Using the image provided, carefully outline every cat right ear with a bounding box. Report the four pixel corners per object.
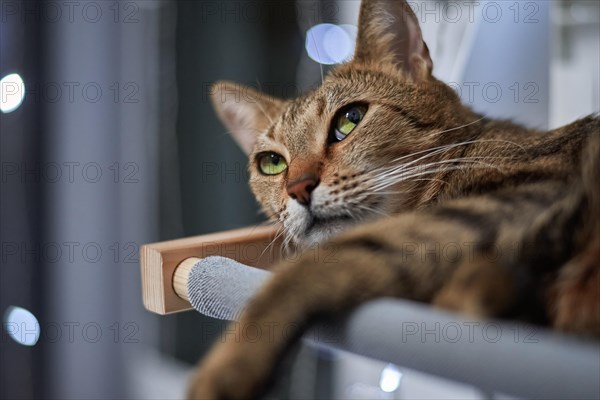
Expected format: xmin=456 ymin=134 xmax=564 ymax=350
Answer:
xmin=353 ymin=0 xmax=433 ymax=80
xmin=210 ymin=81 xmax=284 ymax=155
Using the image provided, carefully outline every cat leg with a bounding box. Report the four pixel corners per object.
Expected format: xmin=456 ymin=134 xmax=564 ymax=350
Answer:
xmin=552 ymin=133 xmax=600 ymax=335
xmin=186 ymin=244 xmax=403 ymax=399
xmin=552 ymin=240 xmax=600 ymax=336
xmin=187 ymin=210 xmax=504 ymax=400
xmin=433 ymin=253 xmax=519 ymax=318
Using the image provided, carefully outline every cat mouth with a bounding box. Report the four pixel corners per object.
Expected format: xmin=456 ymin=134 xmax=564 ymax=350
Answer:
xmin=298 ymin=204 xmax=384 ymax=245
xmin=306 ymin=214 xmax=355 ymax=232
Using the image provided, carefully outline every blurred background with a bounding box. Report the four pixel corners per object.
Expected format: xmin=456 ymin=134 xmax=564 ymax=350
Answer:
xmin=1 ymin=0 xmax=598 ymax=398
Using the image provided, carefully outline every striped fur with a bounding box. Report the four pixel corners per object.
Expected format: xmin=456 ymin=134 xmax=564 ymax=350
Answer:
xmin=190 ymin=0 xmax=599 ymax=398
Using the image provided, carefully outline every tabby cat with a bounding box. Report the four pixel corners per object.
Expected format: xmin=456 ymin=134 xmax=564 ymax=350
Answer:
xmin=189 ymin=0 xmax=599 ymax=398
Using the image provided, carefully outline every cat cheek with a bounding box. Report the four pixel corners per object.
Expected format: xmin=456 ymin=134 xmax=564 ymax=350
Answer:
xmin=286 ymin=200 xmax=311 ymax=225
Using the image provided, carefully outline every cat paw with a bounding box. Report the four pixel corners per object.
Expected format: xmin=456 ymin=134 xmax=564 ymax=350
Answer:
xmin=186 ymin=341 xmax=268 ymax=400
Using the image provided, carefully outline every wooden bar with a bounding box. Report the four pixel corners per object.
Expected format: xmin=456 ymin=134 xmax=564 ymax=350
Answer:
xmin=140 ymin=224 xmax=282 ymax=315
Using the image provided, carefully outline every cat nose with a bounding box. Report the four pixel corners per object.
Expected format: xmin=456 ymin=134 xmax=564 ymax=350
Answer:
xmin=287 ymin=175 xmax=319 ymax=206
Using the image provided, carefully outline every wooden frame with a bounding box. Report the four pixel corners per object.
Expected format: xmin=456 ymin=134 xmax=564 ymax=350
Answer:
xmin=140 ymin=224 xmax=281 ymax=314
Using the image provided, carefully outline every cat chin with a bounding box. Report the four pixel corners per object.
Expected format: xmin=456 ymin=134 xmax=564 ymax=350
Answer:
xmin=296 ymin=219 xmax=355 ymax=248
xmin=284 ymin=200 xmax=370 ymax=248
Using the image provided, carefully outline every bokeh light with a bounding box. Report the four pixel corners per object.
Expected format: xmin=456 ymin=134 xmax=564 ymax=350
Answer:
xmin=0 ymin=73 xmax=26 ymax=114
xmin=379 ymin=363 xmax=403 ymax=393
xmin=3 ymin=306 xmax=40 ymax=346
xmin=305 ymin=24 xmax=357 ymax=65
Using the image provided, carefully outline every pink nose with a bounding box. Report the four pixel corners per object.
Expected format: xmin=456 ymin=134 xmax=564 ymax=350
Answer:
xmin=287 ymin=176 xmax=319 ymax=206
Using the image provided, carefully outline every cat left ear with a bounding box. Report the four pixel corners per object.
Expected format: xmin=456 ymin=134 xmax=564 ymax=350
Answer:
xmin=353 ymin=0 xmax=433 ymax=80
xmin=210 ymin=81 xmax=284 ymax=155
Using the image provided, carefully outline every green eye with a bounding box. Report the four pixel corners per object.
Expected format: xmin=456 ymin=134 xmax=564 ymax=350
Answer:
xmin=258 ymin=152 xmax=288 ymax=175
xmin=334 ymin=105 xmax=367 ymax=141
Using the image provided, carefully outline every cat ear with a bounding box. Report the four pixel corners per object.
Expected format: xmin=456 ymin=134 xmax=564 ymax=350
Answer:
xmin=210 ymin=81 xmax=284 ymax=155
xmin=353 ymin=0 xmax=433 ymax=80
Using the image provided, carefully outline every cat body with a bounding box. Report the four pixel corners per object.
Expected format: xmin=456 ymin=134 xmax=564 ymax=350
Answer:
xmin=189 ymin=0 xmax=599 ymax=398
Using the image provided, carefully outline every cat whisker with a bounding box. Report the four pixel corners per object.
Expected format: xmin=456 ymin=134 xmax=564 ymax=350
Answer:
xmin=307 ymin=30 xmax=324 ymax=85
xmin=252 ymin=87 xmax=275 ymax=127
xmin=378 ymin=140 xmax=480 ymax=168
xmin=380 ymin=141 xmax=518 ymax=173
xmin=259 ymin=224 xmax=286 ymax=261
xmin=385 ymin=164 xmax=489 ymax=186
xmin=412 ymin=178 xmax=450 ymax=185
xmin=353 ymin=204 xmax=389 ymax=218
xmin=369 ymin=191 xmax=410 ymax=196
xmin=368 ymin=137 xmax=526 ymax=177
xmin=379 ymin=178 xmax=450 ymax=190
xmin=281 ymin=230 xmax=294 ymax=256
xmin=381 ymin=155 xmax=507 ymax=177
xmin=369 ymin=157 xmax=504 ymax=187
xmin=433 ymin=117 xmax=485 ymax=135
xmin=383 ymin=163 xmax=497 ymax=184
xmin=370 ymin=163 xmax=500 ymax=192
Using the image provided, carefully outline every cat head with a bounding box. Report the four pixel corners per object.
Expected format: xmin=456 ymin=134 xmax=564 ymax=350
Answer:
xmin=210 ymin=0 xmax=476 ymax=246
